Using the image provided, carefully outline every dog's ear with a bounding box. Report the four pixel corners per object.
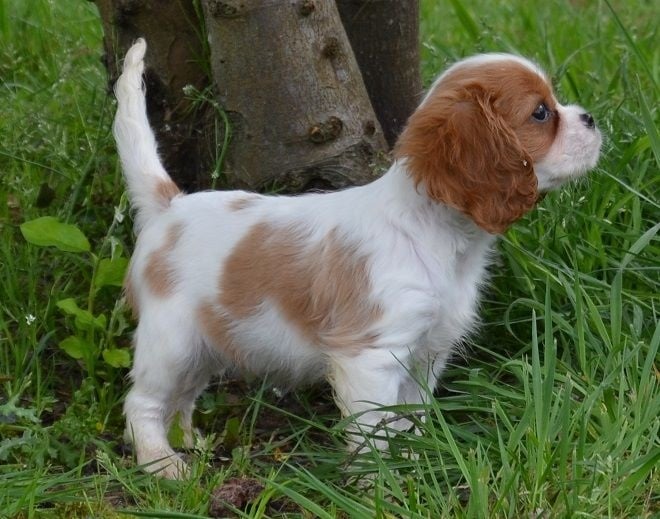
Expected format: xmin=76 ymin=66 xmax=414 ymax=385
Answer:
xmin=395 ymin=86 xmax=538 ymax=234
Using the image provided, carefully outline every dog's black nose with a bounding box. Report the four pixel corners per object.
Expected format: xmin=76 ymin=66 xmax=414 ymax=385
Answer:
xmin=580 ymin=112 xmax=595 ymax=129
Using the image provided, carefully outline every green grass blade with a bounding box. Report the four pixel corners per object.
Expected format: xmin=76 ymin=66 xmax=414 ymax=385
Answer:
xmin=447 ymin=0 xmax=479 ymax=40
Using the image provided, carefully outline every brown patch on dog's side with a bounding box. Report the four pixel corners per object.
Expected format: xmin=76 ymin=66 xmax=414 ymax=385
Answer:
xmin=155 ymin=179 xmax=181 ymax=209
xmin=218 ymin=223 xmax=382 ymax=352
xmin=197 ymin=302 xmax=241 ymax=362
xmin=144 ymin=223 xmax=184 ymax=297
xmin=228 ymin=194 xmax=262 ymax=212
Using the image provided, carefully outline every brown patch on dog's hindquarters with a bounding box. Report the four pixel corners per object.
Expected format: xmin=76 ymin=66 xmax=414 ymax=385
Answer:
xmin=144 ymin=223 xmax=184 ymax=297
xmin=123 ymin=273 xmax=139 ymax=318
xmin=197 ymin=302 xmax=242 ymax=362
xmin=228 ymin=194 xmax=262 ymax=212
xmin=213 ymin=223 xmax=382 ymax=353
xmin=155 ymin=178 xmax=181 ymax=208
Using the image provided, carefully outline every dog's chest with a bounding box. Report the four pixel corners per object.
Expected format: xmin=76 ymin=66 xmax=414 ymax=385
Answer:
xmin=434 ymin=271 xmax=482 ymax=345
xmin=405 ymin=235 xmax=494 ymax=349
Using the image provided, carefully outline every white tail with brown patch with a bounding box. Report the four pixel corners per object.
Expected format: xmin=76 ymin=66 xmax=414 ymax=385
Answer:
xmin=113 ymin=38 xmax=180 ymax=232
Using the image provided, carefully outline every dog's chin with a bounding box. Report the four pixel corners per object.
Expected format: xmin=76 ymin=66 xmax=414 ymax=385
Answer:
xmin=536 ymin=153 xmax=600 ymax=192
xmin=537 ymin=173 xmax=579 ymax=192
xmin=537 ymin=164 xmax=594 ymax=192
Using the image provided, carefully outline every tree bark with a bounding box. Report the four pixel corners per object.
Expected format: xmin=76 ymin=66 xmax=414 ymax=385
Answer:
xmin=93 ymin=0 xmax=420 ymax=192
xmin=94 ymin=0 xmax=212 ymax=191
xmin=337 ymin=0 xmax=422 ymax=148
xmin=201 ymin=0 xmax=388 ymax=192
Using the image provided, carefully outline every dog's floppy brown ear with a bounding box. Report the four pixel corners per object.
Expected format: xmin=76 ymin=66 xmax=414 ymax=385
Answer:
xmin=395 ymin=86 xmax=538 ymax=234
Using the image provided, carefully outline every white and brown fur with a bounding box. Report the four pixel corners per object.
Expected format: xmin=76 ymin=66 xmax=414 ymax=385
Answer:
xmin=114 ymin=39 xmax=601 ymax=478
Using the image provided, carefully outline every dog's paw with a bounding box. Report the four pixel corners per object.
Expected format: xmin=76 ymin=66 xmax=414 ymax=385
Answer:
xmin=138 ymin=448 xmax=190 ymax=480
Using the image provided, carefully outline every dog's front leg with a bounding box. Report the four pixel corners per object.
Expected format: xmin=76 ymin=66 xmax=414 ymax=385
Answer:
xmin=328 ymin=349 xmax=411 ymax=452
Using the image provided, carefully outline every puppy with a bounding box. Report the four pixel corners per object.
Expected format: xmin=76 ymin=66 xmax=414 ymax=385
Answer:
xmin=113 ymin=39 xmax=601 ymax=478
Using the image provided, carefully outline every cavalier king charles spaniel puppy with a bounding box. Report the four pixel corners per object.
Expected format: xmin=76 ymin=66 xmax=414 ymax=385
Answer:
xmin=114 ymin=39 xmax=601 ymax=478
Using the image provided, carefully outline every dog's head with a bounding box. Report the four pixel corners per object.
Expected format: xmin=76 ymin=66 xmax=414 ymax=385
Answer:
xmin=395 ymin=54 xmax=602 ymax=234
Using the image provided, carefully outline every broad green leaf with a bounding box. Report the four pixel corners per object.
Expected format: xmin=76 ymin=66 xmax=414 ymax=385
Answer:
xmin=20 ymin=216 xmax=90 ymax=253
xmin=59 ymin=336 xmax=93 ymax=359
xmin=57 ymin=298 xmax=107 ymax=331
xmin=223 ymin=417 xmax=241 ymax=450
xmin=102 ymin=348 xmax=131 ymax=368
xmin=168 ymin=414 xmax=185 ymax=448
xmin=74 ymin=312 xmax=107 ymax=332
xmin=94 ymin=257 xmax=129 ymax=289
xmin=56 ymin=298 xmax=83 ymax=316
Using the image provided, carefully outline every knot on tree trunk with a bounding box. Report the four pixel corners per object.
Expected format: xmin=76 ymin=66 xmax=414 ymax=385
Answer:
xmin=309 ymin=117 xmax=343 ymax=144
xmin=207 ymin=0 xmax=244 ymax=19
xmin=298 ymin=0 xmax=315 ymax=17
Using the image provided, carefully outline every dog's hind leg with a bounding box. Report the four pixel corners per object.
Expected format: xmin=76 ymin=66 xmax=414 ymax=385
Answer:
xmin=164 ymin=367 xmax=213 ymax=449
xmin=123 ymin=307 xmax=208 ymax=479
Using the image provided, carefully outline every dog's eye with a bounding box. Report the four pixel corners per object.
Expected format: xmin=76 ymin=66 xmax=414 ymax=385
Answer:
xmin=532 ymin=103 xmax=552 ymax=122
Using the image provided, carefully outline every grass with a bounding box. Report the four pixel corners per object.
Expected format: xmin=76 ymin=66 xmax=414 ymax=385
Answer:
xmin=1 ymin=0 xmax=658 ymax=517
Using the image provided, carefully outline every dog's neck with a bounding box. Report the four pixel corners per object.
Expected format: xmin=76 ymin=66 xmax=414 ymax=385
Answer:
xmin=338 ymin=161 xmax=497 ymax=260
xmin=375 ymin=161 xmax=493 ymax=235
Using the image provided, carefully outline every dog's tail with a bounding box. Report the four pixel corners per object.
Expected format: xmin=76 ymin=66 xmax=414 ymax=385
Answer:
xmin=113 ymin=38 xmax=180 ymax=232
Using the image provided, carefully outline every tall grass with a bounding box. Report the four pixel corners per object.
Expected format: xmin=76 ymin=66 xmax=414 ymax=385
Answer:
xmin=1 ymin=0 xmax=658 ymax=517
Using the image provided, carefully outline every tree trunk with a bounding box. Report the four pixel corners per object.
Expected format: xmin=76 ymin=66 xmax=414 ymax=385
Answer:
xmin=94 ymin=0 xmax=212 ymax=191
xmin=336 ymin=0 xmax=422 ymax=148
xmin=93 ymin=0 xmax=420 ymax=192
xmin=201 ymin=0 xmax=388 ymax=192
